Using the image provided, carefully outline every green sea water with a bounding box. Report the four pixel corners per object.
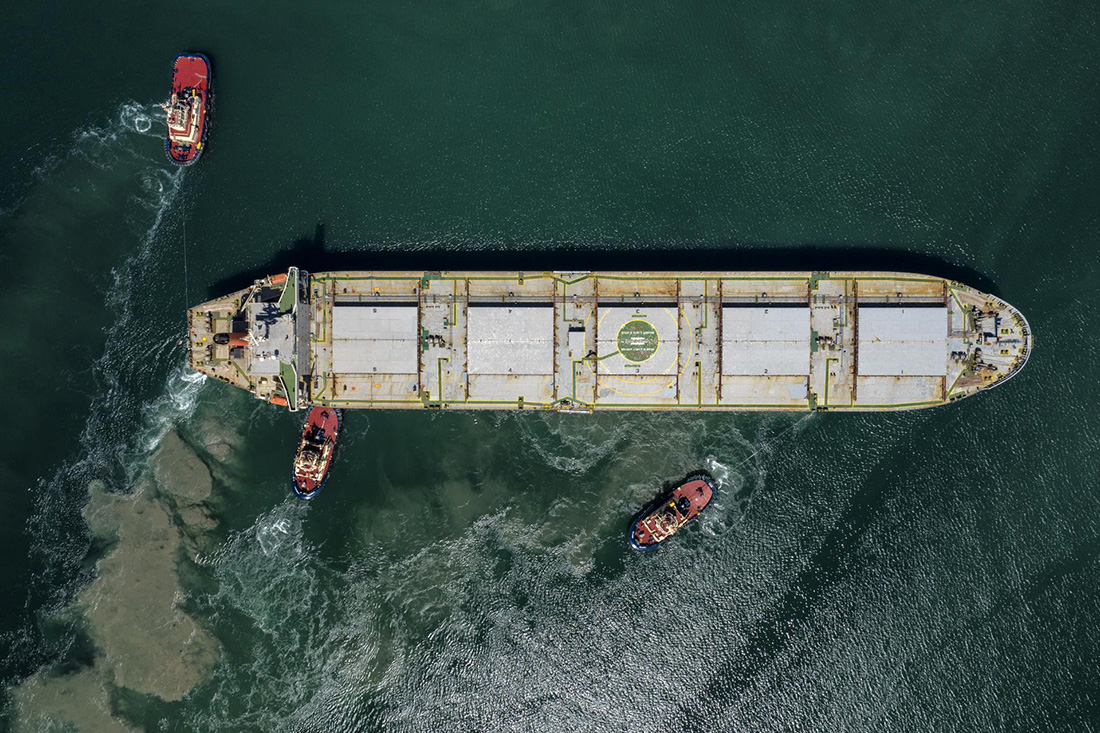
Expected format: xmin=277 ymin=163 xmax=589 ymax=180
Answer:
xmin=1 ymin=0 xmax=1099 ymax=729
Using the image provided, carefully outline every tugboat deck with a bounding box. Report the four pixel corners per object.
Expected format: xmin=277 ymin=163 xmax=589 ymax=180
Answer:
xmin=188 ymin=269 xmax=1031 ymax=412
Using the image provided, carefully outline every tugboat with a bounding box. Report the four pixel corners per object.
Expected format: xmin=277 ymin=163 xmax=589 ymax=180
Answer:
xmin=628 ymin=474 xmax=715 ymax=551
xmin=292 ymin=407 xmax=340 ymax=500
xmin=161 ymin=52 xmax=211 ymax=166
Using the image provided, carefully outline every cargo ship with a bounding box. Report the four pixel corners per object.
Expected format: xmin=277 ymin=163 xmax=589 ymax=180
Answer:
xmin=186 ymin=268 xmax=1031 ymax=412
xmin=161 ymin=52 xmax=211 ymax=166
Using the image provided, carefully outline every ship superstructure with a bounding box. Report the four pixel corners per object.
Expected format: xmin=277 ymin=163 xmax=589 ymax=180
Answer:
xmin=187 ymin=268 xmax=1031 ymax=412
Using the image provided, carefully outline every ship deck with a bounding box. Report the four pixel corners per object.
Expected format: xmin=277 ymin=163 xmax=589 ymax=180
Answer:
xmin=187 ymin=269 xmax=1031 ymax=412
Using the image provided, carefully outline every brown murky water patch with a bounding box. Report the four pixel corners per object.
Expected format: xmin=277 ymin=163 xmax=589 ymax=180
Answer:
xmin=78 ymin=481 xmax=218 ymax=701
xmin=16 ymin=429 xmax=225 ymax=728
xmin=13 ymin=663 xmax=138 ymax=733
xmin=153 ymin=429 xmax=213 ymax=505
xmin=153 ymin=429 xmax=220 ymax=555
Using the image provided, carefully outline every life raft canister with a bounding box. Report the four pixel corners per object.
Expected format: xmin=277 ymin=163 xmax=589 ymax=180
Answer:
xmin=213 ymin=332 xmax=248 ymax=347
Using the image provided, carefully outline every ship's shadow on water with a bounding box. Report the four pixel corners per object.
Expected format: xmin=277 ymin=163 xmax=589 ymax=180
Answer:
xmin=204 ymin=223 xmax=1002 ymax=299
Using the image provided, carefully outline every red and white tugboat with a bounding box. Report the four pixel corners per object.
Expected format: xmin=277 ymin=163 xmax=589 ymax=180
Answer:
xmin=292 ymin=407 xmax=340 ymax=500
xmin=629 ymin=474 xmax=715 ymax=551
xmin=161 ymin=52 xmax=211 ymax=166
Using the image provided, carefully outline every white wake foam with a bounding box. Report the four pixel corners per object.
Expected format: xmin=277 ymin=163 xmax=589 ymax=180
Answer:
xmin=13 ymin=99 xmax=198 ymax=673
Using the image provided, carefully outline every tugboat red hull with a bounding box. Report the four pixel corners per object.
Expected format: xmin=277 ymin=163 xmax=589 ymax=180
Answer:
xmin=629 ymin=474 xmax=715 ymax=551
xmin=164 ymin=53 xmax=211 ymax=166
xmin=292 ymin=407 xmax=340 ymax=500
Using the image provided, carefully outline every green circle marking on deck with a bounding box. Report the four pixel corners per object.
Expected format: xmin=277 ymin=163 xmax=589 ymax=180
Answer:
xmin=617 ymin=319 xmax=660 ymax=362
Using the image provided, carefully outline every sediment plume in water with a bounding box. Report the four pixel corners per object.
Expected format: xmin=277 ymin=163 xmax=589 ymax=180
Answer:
xmin=13 ymin=662 xmax=139 ymax=733
xmin=14 ymin=430 xmax=222 ymax=728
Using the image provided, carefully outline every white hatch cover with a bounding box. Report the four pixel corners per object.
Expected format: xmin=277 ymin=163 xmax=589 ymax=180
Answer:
xmin=467 ymin=306 xmax=554 ymax=375
xmin=721 ymin=307 xmax=810 ymax=376
xmin=332 ymin=306 xmax=418 ymax=374
xmin=857 ymin=307 xmax=947 ymax=376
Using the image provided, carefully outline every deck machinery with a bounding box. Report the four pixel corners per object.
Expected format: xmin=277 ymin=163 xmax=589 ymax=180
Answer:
xmin=187 ymin=268 xmax=1031 ymax=412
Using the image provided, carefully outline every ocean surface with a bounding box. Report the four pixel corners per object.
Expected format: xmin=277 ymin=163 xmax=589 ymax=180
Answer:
xmin=1 ymin=1 xmax=1099 ymax=730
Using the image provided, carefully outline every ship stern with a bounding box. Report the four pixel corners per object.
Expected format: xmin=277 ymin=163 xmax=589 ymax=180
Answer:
xmin=187 ymin=267 xmax=309 ymax=410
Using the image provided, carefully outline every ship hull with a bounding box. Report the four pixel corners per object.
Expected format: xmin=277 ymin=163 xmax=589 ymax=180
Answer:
xmin=629 ymin=474 xmax=716 ymax=551
xmin=292 ymin=407 xmax=340 ymax=499
xmin=187 ymin=268 xmax=1032 ymax=413
xmin=165 ymin=52 xmax=211 ymax=167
